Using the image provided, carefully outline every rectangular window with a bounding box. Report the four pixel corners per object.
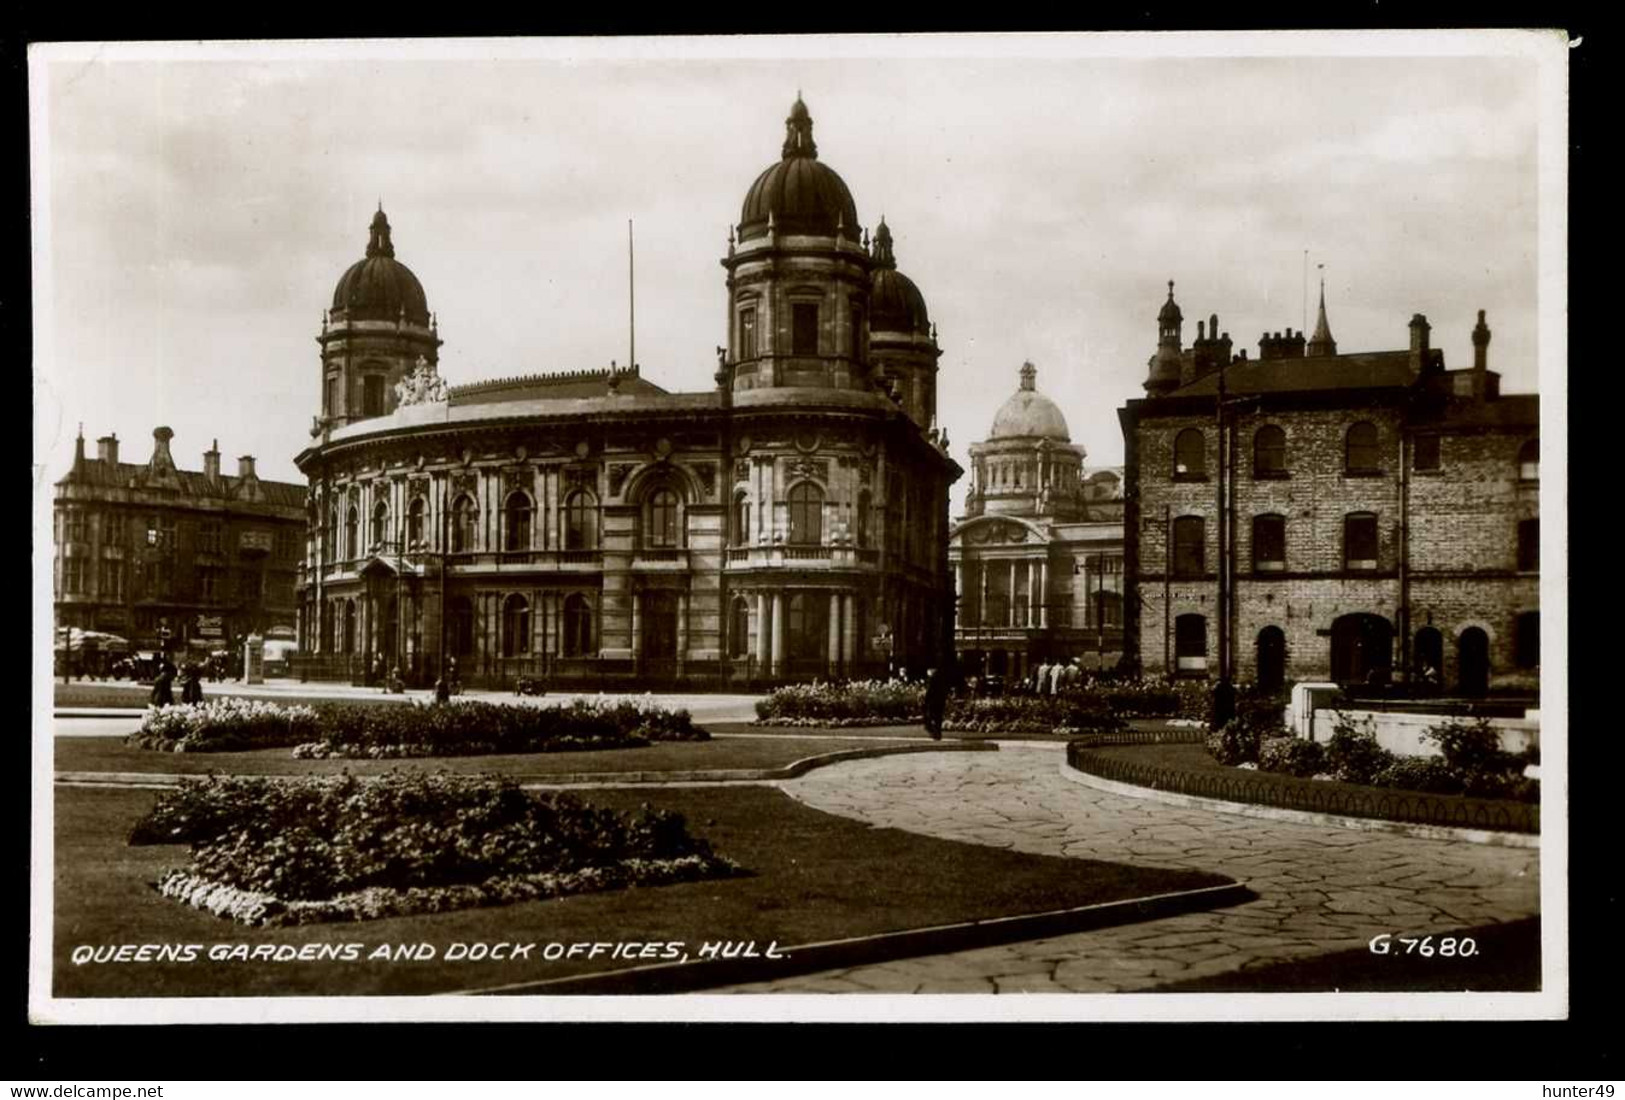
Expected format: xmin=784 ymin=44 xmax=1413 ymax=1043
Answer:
xmin=1252 ymin=515 xmax=1286 ymax=572
xmin=739 ymin=307 xmax=757 ymax=360
xmin=1517 ymin=518 xmax=1538 ymax=572
xmin=238 ymin=570 xmax=262 ymax=601
xmin=99 ymin=560 xmax=123 ymax=600
xmin=1172 ymin=516 xmax=1205 ymax=577
xmin=199 ymin=568 xmax=217 ymax=600
xmin=1344 ymin=513 xmax=1379 ymax=570
xmin=199 ymin=521 xmax=222 ymax=554
xmin=363 ymin=375 xmax=385 ymax=417
xmin=62 ymin=557 xmax=85 ymax=594
xmin=64 ymin=511 xmax=86 ymax=543
xmin=326 ymin=376 xmax=340 ymax=417
xmin=792 ymin=303 xmax=819 ymax=356
xmin=1414 ymin=434 xmax=1441 ymax=471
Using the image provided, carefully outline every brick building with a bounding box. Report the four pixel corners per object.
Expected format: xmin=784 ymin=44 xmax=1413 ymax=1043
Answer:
xmin=293 ymin=97 xmax=960 ymax=688
xmin=951 ymin=362 xmax=1126 ymax=681
xmin=1120 ymin=282 xmax=1539 ymax=693
xmin=52 ymin=427 xmax=307 ymax=664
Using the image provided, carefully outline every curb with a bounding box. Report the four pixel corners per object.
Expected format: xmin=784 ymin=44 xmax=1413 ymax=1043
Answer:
xmin=1060 ymin=761 xmax=1540 ymax=849
xmin=55 ymin=709 xmax=148 ymax=719
xmin=53 ymin=741 xmax=999 ymax=791
xmin=452 ymin=879 xmax=1254 ymax=996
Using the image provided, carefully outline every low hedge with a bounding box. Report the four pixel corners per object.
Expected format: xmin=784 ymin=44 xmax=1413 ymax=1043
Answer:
xmin=754 ymin=680 xmax=923 ymax=726
xmin=942 ymin=695 xmax=1127 ymax=735
xmin=130 ymin=772 xmax=741 ymax=925
xmin=127 ymin=697 xmax=707 ymax=757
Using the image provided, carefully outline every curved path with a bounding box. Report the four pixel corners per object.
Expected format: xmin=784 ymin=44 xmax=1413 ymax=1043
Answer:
xmin=723 ymin=743 xmax=1540 ymax=993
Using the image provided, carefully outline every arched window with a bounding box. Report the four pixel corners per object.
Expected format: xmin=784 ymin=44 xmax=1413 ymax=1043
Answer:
xmin=446 ymin=597 xmax=474 ymax=657
xmin=342 ymin=600 xmax=357 ymax=655
xmin=1518 ymin=439 xmax=1539 ymax=481
xmin=407 ymin=497 xmax=426 ymax=547
xmin=729 ymin=597 xmax=751 ymax=658
xmin=1344 ymin=512 xmax=1378 ymax=569
xmin=646 ymin=487 xmax=680 ymax=549
xmin=563 ymin=593 xmax=594 ymax=657
xmin=1515 ymin=611 xmax=1539 ymax=670
xmin=856 ymin=489 xmax=872 ymax=548
xmin=345 ymin=507 xmax=359 ymax=560
xmin=564 ymin=492 xmax=597 ymax=551
xmin=362 ymin=375 xmax=385 ymax=417
xmin=1517 ymin=518 xmax=1538 ymax=572
xmin=786 ymin=592 xmax=828 ymax=659
xmin=1173 ymin=515 xmax=1205 ymax=577
xmin=1414 ymin=627 xmax=1444 ymax=680
xmin=1252 ymin=513 xmax=1286 ymax=572
xmin=323 ymin=506 xmax=337 ymax=559
xmin=372 ymin=499 xmax=389 ymax=551
xmin=501 ymin=594 xmax=530 ymax=657
xmin=451 ymin=495 xmax=478 ymax=554
xmin=1175 ymin=613 xmax=1208 ymax=673
xmin=1253 ymin=425 xmax=1286 ymax=477
xmin=1345 ymin=421 xmax=1380 ymax=473
xmin=504 ymin=492 xmax=532 ymax=552
xmin=320 ymin=602 xmax=334 ymax=653
xmin=731 ymin=492 xmax=751 ymax=548
xmin=788 ymin=482 xmax=824 ymax=545
xmin=1174 ymin=429 xmax=1206 ymax=479
xmin=1256 ymin=625 xmax=1286 ymax=691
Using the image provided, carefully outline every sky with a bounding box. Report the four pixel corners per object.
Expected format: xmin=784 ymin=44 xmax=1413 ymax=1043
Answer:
xmin=32 ymin=34 xmax=1560 ymax=515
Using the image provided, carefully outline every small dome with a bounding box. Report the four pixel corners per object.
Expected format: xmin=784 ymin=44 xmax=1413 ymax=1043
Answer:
xmin=869 ymin=222 xmax=930 ymax=334
xmin=1158 ymin=280 xmax=1182 ymax=325
xmin=331 ymin=208 xmax=430 ymax=325
xmin=989 ymin=362 xmax=1071 ymax=441
xmin=738 ymin=97 xmax=860 ymax=243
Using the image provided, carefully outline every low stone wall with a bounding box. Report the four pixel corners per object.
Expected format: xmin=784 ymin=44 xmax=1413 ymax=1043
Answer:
xmin=1310 ymin=708 xmax=1538 ymax=759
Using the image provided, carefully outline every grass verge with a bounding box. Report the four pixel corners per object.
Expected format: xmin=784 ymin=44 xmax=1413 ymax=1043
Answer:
xmin=1149 ymin=917 xmax=1540 ymax=992
xmin=57 ymin=734 xmax=896 ymax=779
xmin=53 ymin=784 xmax=1230 ymax=997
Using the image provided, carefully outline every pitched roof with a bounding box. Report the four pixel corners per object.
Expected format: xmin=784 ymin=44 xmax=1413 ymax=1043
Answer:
xmin=58 ymin=459 xmax=307 ymax=508
xmin=1171 ymin=350 xmax=1423 ymax=397
xmin=448 ymin=367 xmax=669 ymax=406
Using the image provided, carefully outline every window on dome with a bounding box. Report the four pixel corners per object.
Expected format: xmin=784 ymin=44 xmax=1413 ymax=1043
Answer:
xmin=792 ymin=303 xmax=819 ymax=356
xmin=850 ymin=303 xmax=864 ymax=359
xmin=739 ymin=307 xmax=758 ymax=361
xmin=362 ymin=375 xmax=385 ymax=417
xmin=326 ymin=376 xmax=340 ymax=418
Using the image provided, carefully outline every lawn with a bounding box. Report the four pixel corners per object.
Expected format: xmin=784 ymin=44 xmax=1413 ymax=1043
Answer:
xmin=1149 ymin=917 xmax=1540 ymax=992
xmin=1082 ymin=740 xmax=1538 ymax=831
xmin=56 ymin=682 xmax=414 ymax=710
xmin=56 ymin=734 xmax=904 ymax=779
xmin=51 ymin=784 xmax=1231 ymax=997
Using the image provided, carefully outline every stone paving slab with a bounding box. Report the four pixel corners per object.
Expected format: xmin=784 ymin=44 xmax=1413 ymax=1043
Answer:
xmin=720 ymin=746 xmax=1539 ymax=994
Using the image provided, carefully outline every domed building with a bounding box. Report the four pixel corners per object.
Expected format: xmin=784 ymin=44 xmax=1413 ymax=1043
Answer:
xmin=293 ymin=98 xmax=960 ymax=688
xmin=949 ymin=362 xmax=1125 ymax=683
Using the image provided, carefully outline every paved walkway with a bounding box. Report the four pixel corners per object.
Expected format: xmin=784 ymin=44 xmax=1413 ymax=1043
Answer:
xmin=722 ymin=744 xmax=1540 ymax=993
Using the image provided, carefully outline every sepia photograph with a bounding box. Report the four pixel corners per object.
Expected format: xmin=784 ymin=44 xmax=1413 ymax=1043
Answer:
xmin=29 ymin=31 xmax=1568 ymax=1025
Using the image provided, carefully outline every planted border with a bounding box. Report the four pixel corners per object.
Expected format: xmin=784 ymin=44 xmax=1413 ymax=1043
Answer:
xmin=1066 ymin=731 xmax=1539 ymax=834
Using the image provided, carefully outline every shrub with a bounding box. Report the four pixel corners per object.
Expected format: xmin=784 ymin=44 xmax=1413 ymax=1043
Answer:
xmin=1324 ymin=713 xmax=1395 ymax=785
xmin=1370 ymin=756 xmax=1465 ymax=795
xmin=1205 ymin=720 xmax=1261 ymax=766
xmin=1424 ymin=718 xmax=1515 ymax=774
xmin=1234 ymin=693 xmax=1289 ymax=736
xmin=754 ymin=680 xmax=923 ymax=726
xmin=944 ymin=695 xmax=1127 ymax=735
xmin=125 ymin=698 xmax=321 ymax=753
xmin=131 ymin=773 xmax=740 ymax=924
xmin=1258 ymin=736 xmax=1325 ymax=778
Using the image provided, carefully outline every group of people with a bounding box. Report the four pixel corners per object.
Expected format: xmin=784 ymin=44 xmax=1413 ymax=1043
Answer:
xmin=1026 ymin=659 xmax=1084 ymax=696
xmin=148 ymin=658 xmax=207 ymax=707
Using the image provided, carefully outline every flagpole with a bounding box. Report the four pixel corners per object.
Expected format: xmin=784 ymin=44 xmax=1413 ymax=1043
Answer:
xmin=628 ymin=219 xmax=635 ymax=371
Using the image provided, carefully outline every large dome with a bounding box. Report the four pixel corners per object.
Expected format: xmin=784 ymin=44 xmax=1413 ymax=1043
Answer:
xmin=331 ymin=208 xmax=430 ymax=325
xmin=869 ymin=221 xmax=930 ymax=335
xmin=738 ymin=97 xmax=860 ymax=243
xmin=989 ymin=362 xmax=1071 ymax=441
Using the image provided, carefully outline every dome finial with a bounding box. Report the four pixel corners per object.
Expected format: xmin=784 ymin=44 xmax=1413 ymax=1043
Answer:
xmin=782 ymin=94 xmax=817 ymax=160
xmin=873 ymin=218 xmax=895 ymax=268
xmin=1020 ymin=360 xmax=1036 ymax=391
xmin=367 ymin=206 xmax=394 ymax=259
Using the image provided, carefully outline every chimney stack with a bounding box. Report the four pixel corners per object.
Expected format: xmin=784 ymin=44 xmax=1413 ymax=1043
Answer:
xmin=238 ymin=455 xmax=257 ymax=480
xmin=203 ymin=439 xmax=221 ymax=483
xmin=1472 ymin=309 xmax=1491 ymax=372
xmin=1409 ymin=313 xmax=1432 ymax=374
xmin=97 ymin=434 xmax=119 ymax=465
xmin=150 ymin=426 xmax=175 ymax=468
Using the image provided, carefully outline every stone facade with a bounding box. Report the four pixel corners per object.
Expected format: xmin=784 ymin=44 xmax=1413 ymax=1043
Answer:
xmin=1122 ymin=287 xmax=1538 ymax=693
xmin=294 ymin=98 xmax=960 ymax=688
xmin=53 ymin=427 xmax=306 ymax=663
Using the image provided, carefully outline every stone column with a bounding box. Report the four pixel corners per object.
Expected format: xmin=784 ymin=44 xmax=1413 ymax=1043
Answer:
xmin=1040 ymin=559 xmax=1049 ymax=628
xmin=755 ymin=592 xmax=769 ymax=671
xmin=1008 ymin=560 xmax=1017 ymax=627
xmin=827 ymin=591 xmax=842 ymax=676
xmin=631 ymin=589 xmax=642 ymax=669
xmin=770 ymin=591 xmax=785 ymax=676
xmin=842 ymin=593 xmax=856 ymax=670
xmin=1028 ymin=560 xmax=1038 ymax=628
xmin=677 ymin=592 xmax=689 ymax=675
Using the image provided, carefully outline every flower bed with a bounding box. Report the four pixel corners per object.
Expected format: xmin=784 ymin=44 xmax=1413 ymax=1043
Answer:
xmin=292 ymin=697 xmax=708 ymax=759
xmin=942 ymin=695 xmax=1127 ymax=735
xmin=124 ymin=698 xmax=321 ymax=753
xmin=754 ymin=680 xmax=923 ymax=726
xmin=129 ymin=773 xmax=741 ymax=926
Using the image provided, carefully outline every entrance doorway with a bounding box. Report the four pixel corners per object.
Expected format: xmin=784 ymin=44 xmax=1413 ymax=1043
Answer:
xmin=1256 ymin=626 xmax=1286 ymax=691
xmin=1457 ymin=627 xmax=1490 ymax=696
xmin=1330 ymin=613 xmax=1393 ymax=685
xmin=642 ymin=591 xmax=679 ymax=660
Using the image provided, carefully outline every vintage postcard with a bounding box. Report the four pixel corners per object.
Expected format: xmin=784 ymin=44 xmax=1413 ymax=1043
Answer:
xmin=30 ymin=31 xmax=1568 ymax=1024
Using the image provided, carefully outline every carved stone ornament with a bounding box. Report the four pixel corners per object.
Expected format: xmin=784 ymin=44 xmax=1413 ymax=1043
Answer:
xmin=794 ymin=431 xmax=821 ymax=454
xmin=461 ymin=448 xmax=473 ymax=467
xmin=408 ymin=476 xmax=431 ymax=497
xmin=346 ymin=484 xmax=361 ymax=507
xmin=575 ymin=440 xmax=591 ymax=459
xmin=450 ymin=470 xmax=478 ymax=498
xmin=787 ymin=456 xmax=829 ymax=483
xmin=734 ymin=459 xmax=750 ymax=484
xmin=654 ymin=437 xmax=674 ymax=460
xmin=563 ymin=467 xmax=596 ymax=492
xmin=607 ymin=463 xmax=637 ymax=497
xmin=372 ymin=480 xmax=390 ymax=502
xmin=502 ymin=467 xmax=532 ymax=495
xmin=515 ymin=445 xmax=528 ymax=461
xmin=691 ymin=462 xmax=717 ymax=498
xmin=737 ymin=434 xmax=752 ymax=455
xmin=858 ymin=463 xmax=873 ymax=486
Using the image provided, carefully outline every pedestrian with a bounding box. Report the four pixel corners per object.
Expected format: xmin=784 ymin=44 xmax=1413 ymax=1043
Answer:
xmin=434 ymin=676 xmax=450 ymax=705
xmin=1034 ymin=662 xmax=1050 ymax=698
xmin=922 ymin=667 xmax=948 ymax=741
xmin=180 ymin=662 xmax=204 ymax=705
xmin=150 ymin=662 xmax=175 ymax=708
